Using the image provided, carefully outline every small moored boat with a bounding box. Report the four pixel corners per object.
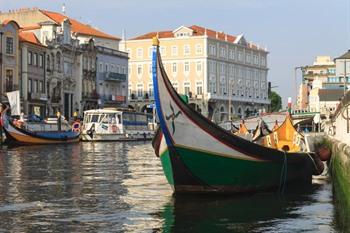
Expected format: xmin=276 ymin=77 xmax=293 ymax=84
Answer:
xmin=81 ymin=108 xmax=155 ymax=141
xmin=0 ymin=106 xmax=80 ymax=145
xmin=151 ymin=37 xmax=322 ymax=194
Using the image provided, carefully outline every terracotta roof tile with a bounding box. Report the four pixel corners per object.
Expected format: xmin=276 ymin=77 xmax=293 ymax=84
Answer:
xmin=131 ymin=30 xmax=174 ymax=40
xmin=130 ymin=25 xmax=263 ymax=51
xmin=19 ymin=31 xmax=44 ymax=47
xmin=20 ymin=24 xmax=41 ymax=31
xmin=40 ymin=10 xmax=120 ymax=40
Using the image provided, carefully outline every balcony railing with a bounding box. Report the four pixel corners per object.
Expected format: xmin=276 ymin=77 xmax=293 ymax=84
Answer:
xmin=104 ymin=72 xmax=127 ymax=82
xmin=101 ymin=94 xmax=126 ymax=103
xmin=28 ymin=92 xmax=48 ymax=101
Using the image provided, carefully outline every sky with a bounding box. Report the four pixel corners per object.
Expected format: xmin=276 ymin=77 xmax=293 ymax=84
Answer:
xmin=0 ymin=0 xmax=349 ymax=106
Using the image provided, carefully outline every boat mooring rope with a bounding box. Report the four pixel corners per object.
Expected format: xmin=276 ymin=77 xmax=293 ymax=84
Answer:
xmin=279 ymin=151 xmax=288 ymax=194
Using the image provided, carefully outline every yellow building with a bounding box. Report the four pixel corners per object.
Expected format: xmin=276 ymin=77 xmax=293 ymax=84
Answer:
xmin=121 ymin=25 xmax=269 ymax=122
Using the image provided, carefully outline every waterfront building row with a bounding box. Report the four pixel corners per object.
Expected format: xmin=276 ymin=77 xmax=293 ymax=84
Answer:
xmin=0 ymin=8 xmax=128 ymax=119
xmin=297 ymin=52 xmax=350 ymax=115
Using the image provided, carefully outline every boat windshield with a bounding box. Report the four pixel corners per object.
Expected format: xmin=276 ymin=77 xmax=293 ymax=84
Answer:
xmin=100 ymin=113 xmax=117 ymax=124
xmin=90 ymin=114 xmax=100 ymax=123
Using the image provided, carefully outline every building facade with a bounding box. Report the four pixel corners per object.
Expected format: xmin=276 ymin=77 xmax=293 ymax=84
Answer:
xmin=80 ymin=39 xmax=98 ymax=111
xmin=0 ymin=8 xmax=121 ymax=50
xmin=96 ymin=46 xmax=128 ymax=108
xmin=1 ymin=8 xmax=127 ymax=119
xmin=297 ymin=56 xmax=336 ymax=111
xmin=0 ymin=20 xmax=20 ymax=103
xmin=19 ymin=31 xmax=47 ymax=117
xmin=122 ymin=25 xmax=269 ymax=122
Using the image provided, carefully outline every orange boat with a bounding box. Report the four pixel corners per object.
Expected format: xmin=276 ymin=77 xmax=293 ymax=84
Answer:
xmin=261 ymin=113 xmax=304 ymax=152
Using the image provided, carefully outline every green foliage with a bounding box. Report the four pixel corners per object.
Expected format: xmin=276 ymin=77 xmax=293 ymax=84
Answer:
xmin=269 ymin=91 xmax=282 ymax=112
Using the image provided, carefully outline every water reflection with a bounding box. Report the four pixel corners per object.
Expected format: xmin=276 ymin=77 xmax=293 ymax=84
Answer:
xmin=0 ymin=143 xmax=339 ymax=232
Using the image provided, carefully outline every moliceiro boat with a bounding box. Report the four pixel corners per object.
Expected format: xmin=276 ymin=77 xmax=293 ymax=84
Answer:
xmin=151 ymin=37 xmax=321 ymax=194
xmin=0 ymin=105 xmax=80 ymax=145
xmin=81 ymin=108 xmax=155 ymax=141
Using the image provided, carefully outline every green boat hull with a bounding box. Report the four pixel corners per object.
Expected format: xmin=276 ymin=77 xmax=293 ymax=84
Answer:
xmin=160 ymin=145 xmax=312 ymax=194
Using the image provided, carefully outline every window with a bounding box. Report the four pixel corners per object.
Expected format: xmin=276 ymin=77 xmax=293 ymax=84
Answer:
xmin=220 ymin=47 xmax=226 ymax=58
xmin=209 ymin=61 xmax=216 ymax=73
xmin=184 ymin=45 xmax=190 ymax=55
xmin=184 ymin=62 xmax=190 ymax=72
xmin=220 ymin=63 xmax=226 ymax=74
xmin=229 ymin=49 xmax=235 ymax=60
xmin=137 ymin=64 xmax=142 ymax=75
xmin=34 ymin=80 xmax=38 ymax=93
xmin=39 ymin=54 xmax=43 ymax=67
xmin=148 ymin=47 xmax=153 ymax=58
xmin=6 ymin=37 xmax=13 ymax=54
xmin=39 ymin=81 xmax=44 ymax=93
xmin=196 ymin=81 xmax=203 ymax=95
xmin=148 ymin=83 xmax=153 ymax=97
xmin=172 ymin=62 xmax=177 ymax=73
xmin=261 ymin=57 xmax=266 ymax=66
xmin=33 ymin=53 xmax=38 ymax=66
xmin=160 ymin=46 xmax=166 ymax=56
xmin=184 ymin=82 xmax=190 ymax=96
xmin=28 ymin=52 xmax=33 ymax=65
xmin=209 ymin=78 xmax=217 ymax=94
xmin=28 ymin=79 xmax=32 ymax=93
xmin=196 ymin=44 xmax=202 ymax=54
xmin=209 ymin=44 xmax=216 ymax=56
xmin=246 ymin=54 xmax=251 ymax=63
xmin=254 ymin=55 xmax=259 ymax=65
xmin=238 ymin=51 xmax=243 ymax=62
xmin=149 ymin=64 xmax=152 ymax=74
xmin=171 ymin=46 xmax=178 ymax=56
xmin=196 ymin=61 xmax=202 ymax=72
xmin=105 ymin=64 xmax=108 ymax=72
xmin=99 ymin=63 xmax=103 ymax=72
xmin=137 ymin=83 xmax=143 ymax=97
xmin=5 ymin=70 xmax=13 ymax=92
xmin=137 ymin=48 xmax=143 ymax=58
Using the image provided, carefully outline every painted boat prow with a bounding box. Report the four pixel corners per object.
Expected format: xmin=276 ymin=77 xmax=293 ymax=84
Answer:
xmin=151 ymin=37 xmax=319 ymax=194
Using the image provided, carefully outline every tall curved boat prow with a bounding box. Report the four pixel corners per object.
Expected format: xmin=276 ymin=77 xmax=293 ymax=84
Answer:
xmin=151 ymin=37 xmax=320 ymax=194
xmin=0 ymin=106 xmax=80 ymax=145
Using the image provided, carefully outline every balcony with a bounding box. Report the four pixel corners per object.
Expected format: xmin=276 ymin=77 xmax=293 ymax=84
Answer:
xmin=82 ymin=91 xmax=99 ymax=99
xmin=104 ymin=72 xmax=127 ymax=82
xmin=50 ymin=95 xmax=61 ymax=103
xmin=101 ymin=94 xmax=126 ymax=103
xmin=28 ymin=92 xmax=48 ymax=101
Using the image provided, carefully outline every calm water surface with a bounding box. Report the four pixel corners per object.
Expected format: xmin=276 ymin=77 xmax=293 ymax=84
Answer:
xmin=0 ymin=142 xmax=343 ymax=232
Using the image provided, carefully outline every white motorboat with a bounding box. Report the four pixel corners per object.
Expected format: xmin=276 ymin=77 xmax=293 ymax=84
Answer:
xmin=81 ymin=108 xmax=155 ymax=141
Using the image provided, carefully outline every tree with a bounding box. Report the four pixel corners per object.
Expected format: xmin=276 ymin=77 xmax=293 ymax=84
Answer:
xmin=269 ymin=91 xmax=282 ymax=112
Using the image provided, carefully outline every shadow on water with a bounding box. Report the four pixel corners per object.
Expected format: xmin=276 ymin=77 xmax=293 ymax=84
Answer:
xmin=158 ymin=179 xmax=335 ymax=233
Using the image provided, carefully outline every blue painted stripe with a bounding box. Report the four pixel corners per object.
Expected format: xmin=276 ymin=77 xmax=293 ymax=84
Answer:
xmin=152 ymin=45 xmax=173 ymax=146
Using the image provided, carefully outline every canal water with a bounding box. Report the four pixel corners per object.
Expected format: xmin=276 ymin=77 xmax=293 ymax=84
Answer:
xmin=0 ymin=142 xmax=345 ymax=232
